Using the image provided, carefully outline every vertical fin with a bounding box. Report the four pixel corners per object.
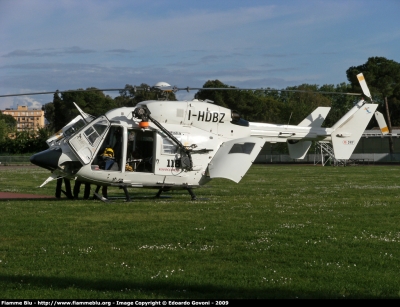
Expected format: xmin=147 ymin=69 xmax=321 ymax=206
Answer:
xmin=288 ymin=107 xmax=331 ymax=159
xmin=331 ymin=102 xmax=378 ymax=159
xmin=298 ymin=107 xmax=331 ymax=127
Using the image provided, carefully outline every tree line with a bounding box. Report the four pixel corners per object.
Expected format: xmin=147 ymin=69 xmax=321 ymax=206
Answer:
xmin=1 ymin=56 xmax=399 ymax=154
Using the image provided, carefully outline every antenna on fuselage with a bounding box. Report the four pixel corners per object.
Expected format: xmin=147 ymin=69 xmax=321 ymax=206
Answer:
xmin=287 ymin=112 xmax=293 ymax=125
xmin=73 ymin=102 xmax=95 ymax=123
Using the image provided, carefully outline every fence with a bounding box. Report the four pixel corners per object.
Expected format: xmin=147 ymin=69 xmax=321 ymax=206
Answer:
xmin=254 ymin=153 xmax=400 ymax=164
xmin=255 ymin=154 xmax=325 ymax=164
xmin=0 ymin=156 xmax=31 ymax=165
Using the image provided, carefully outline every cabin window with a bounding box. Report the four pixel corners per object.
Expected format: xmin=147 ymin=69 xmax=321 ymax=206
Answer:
xmin=228 ymin=142 xmax=255 ymax=155
xmin=162 ymin=138 xmax=179 ymax=155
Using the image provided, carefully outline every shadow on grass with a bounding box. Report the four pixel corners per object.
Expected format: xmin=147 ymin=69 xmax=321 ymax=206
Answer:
xmin=0 ymin=274 xmax=338 ymax=299
xmin=0 ymin=194 xmax=193 ymax=202
xmin=0 ymin=198 xmax=58 ymax=202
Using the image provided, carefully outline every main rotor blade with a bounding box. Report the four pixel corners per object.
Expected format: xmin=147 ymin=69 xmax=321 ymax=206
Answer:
xmin=180 ymin=87 xmax=362 ymax=96
xmin=1 ymin=85 xmax=362 ymax=98
xmin=0 ymin=88 xmax=126 ymax=98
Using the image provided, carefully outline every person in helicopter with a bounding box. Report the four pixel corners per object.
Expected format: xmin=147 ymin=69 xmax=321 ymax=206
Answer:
xmin=93 ymin=146 xmax=115 ymax=200
xmin=101 ymin=147 xmax=115 ymax=170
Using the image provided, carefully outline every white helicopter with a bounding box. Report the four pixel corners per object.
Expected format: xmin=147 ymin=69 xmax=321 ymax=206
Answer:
xmin=1 ymin=74 xmax=381 ymax=200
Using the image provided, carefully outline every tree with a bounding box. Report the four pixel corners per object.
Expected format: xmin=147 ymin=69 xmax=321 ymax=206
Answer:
xmin=318 ymin=83 xmax=357 ymax=127
xmin=0 ymin=119 xmax=8 ymax=142
xmin=49 ymin=88 xmax=117 ymax=131
xmin=0 ymin=112 xmax=17 ymax=129
xmin=194 ymin=80 xmax=343 ymax=125
xmin=52 ymin=91 xmax=65 ymax=131
xmin=0 ymin=112 xmax=16 ymax=141
xmin=46 ymin=84 xmax=178 ymax=133
xmin=43 ymin=101 xmax=55 ymax=131
xmin=73 ymin=88 xmax=116 ymax=117
xmin=194 ymin=80 xmax=283 ymax=123
xmin=346 ymin=57 xmax=400 ymax=155
xmin=116 ymin=83 xmax=176 ymax=107
xmin=277 ymin=84 xmax=331 ymax=125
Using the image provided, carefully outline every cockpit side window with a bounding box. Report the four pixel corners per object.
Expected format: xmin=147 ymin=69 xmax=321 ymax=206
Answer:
xmin=94 ymin=126 xmax=123 ymax=171
xmin=162 ymin=138 xmax=179 ymax=155
xmin=231 ymin=110 xmax=249 ymax=127
xmin=83 ymin=119 xmax=109 ymax=146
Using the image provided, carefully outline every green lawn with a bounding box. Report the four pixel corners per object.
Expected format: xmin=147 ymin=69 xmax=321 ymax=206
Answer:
xmin=0 ymin=165 xmax=400 ymax=298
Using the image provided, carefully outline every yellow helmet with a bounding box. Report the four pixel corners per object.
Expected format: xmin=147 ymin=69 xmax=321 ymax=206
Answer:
xmin=103 ymin=147 xmax=114 ymax=157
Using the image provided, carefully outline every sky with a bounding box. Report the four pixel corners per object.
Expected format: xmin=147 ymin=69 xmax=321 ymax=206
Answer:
xmin=1 ymin=0 xmax=400 ymax=110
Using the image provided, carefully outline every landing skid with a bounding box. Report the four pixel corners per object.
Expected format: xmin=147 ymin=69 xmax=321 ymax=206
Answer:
xmin=93 ymin=186 xmax=202 ymax=202
xmin=155 ymin=188 xmax=197 ymax=200
xmin=94 ymin=192 xmax=110 ymax=203
xmin=187 ymin=188 xmax=197 ymax=201
xmin=60 ymin=190 xmax=74 ymax=199
xmin=94 ymin=186 xmax=132 ymax=202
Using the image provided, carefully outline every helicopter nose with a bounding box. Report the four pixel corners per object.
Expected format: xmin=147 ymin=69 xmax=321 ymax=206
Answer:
xmin=30 ymin=148 xmax=62 ymax=171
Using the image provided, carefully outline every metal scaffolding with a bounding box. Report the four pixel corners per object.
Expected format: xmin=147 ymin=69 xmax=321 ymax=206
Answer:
xmin=314 ymin=141 xmax=347 ymax=166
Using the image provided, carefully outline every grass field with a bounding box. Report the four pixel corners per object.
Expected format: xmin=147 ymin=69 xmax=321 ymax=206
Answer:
xmin=0 ymin=164 xmax=400 ymax=299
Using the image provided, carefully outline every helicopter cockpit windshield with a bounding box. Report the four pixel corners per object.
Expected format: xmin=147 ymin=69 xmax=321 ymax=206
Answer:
xmin=46 ymin=116 xmax=87 ymax=146
xmin=63 ymin=118 xmax=86 ymax=138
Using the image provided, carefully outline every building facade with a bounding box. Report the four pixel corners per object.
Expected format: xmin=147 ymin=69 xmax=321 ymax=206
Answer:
xmin=1 ymin=105 xmax=45 ymax=132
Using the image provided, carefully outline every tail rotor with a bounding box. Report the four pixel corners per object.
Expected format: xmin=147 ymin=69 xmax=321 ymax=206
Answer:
xmin=357 ymin=73 xmax=372 ymax=101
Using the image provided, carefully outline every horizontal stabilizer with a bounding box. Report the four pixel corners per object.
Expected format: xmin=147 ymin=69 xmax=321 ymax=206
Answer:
xmin=209 ymin=137 xmax=265 ymax=183
xmin=287 ymin=140 xmax=312 ymax=159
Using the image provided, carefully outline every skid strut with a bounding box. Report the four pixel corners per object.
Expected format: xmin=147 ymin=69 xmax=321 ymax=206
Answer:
xmin=156 ymin=188 xmax=197 ymax=200
xmin=155 ymin=189 xmax=163 ymax=198
xmin=187 ymin=188 xmax=197 ymax=201
xmin=122 ymin=186 xmax=132 ymax=202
